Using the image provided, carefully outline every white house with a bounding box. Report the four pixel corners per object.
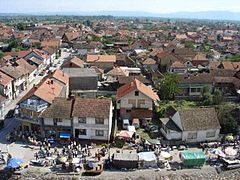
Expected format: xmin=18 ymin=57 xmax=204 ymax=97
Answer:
xmin=40 ymin=98 xmax=73 ymax=138
xmin=160 ymin=107 xmax=221 ymax=143
xmin=72 ymin=98 xmax=113 ymax=141
xmin=117 ymin=78 xmax=159 ymax=120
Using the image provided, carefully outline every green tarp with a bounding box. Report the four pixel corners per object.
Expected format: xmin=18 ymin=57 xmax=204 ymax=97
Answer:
xmin=180 ymin=150 xmax=206 ymax=167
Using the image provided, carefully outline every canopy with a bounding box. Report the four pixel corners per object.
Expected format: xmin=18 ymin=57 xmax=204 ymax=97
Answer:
xmin=180 ymin=151 xmax=205 ymax=167
xmin=210 ymin=149 xmax=226 ymax=157
xmin=225 ymin=147 xmax=237 ymax=156
xmin=225 ymin=135 xmax=234 ymax=142
xmin=160 ymin=151 xmax=171 ymax=159
xmin=7 ymin=158 xmax=23 ymax=168
xmin=59 ymin=132 xmax=71 ymax=139
xmin=138 ymin=151 xmax=156 ymax=162
xmin=117 ymin=131 xmax=134 ymax=139
xmin=58 ymin=156 xmax=67 ymax=163
xmin=127 ymin=126 xmax=136 ymax=132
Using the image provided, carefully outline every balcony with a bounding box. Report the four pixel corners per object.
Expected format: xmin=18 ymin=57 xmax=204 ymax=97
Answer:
xmin=16 ymin=115 xmax=41 ymax=125
xmin=20 ymin=103 xmax=48 ymax=112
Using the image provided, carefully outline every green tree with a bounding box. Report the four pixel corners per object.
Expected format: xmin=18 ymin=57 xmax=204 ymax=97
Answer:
xmin=217 ymin=103 xmax=238 ymax=135
xmin=184 ymin=41 xmax=195 ymax=49
xmin=6 ymin=39 xmax=19 ymax=52
xmin=16 ymin=23 xmax=27 ymax=31
xmin=201 ymin=86 xmax=213 ymax=106
xmin=0 ymin=50 xmax=4 ymax=59
xmin=155 ymin=73 xmax=180 ymax=100
xmin=226 ymin=53 xmax=240 ymax=62
xmin=212 ymin=90 xmax=224 ymax=105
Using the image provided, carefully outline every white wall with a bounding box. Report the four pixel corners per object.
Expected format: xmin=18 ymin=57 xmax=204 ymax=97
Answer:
xmin=182 ymin=129 xmax=220 ymax=143
xmin=160 ymin=128 xmax=182 ymax=140
xmin=44 ymin=117 xmax=71 ymax=126
xmin=119 ymin=91 xmax=153 ymax=109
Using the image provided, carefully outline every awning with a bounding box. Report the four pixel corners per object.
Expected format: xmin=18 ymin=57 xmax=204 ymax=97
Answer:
xmin=59 ymin=132 xmax=71 ymax=139
xmin=117 ymin=130 xmax=134 ymax=139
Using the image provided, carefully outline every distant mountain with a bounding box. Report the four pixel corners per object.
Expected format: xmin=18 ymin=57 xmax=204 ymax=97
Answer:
xmin=0 ymin=11 xmax=240 ymax=21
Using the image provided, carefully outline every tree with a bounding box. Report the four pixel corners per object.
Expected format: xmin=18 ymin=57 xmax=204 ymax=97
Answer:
xmin=6 ymin=39 xmax=19 ymax=52
xmin=0 ymin=50 xmax=4 ymax=59
xmin=184 ymin=41 xmax=195 ymax=49
xmin=217 ymin=103 xmax=238 ymax=135
xmin=201 ymin=87 xmax=224 ymax=106
xmin=226 ymin=53 xmax=240 ymax=62
xmin=212 ymin=90 xmax=224 ymax=105
xmin=16 ymin=23 xmax=27 ymax=31
xmin=155 ymin=73 xmax=180 ymax=100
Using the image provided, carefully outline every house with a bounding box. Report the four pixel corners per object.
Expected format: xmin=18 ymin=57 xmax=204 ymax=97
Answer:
xmin=176 ymin=73 xmax=214 ymax=100
xmin=16 ymin=78 xmax=65 ymax=135
xmin=0 ymin=65 xmax=28 ymax=99
xmin=40 ymin=97 xmax=73 ymax=139
xmin=142 ymin=58 xmax=158 ymax=71
xmin=72 ymin=98 xmax=113 ymax=141
xmin=0 ymin=71 xmax=13 ymax=101
xmin=86 ymin=55 xmax=116 ymax=71
xmin=105 ymin=67 xmax=128 ymax=83
xmin=160 ymin=107 xmax=221 ymax=143
xmin=61 ymin=56 xmax=85 ymax=68
xmin=63 ymin=68 xmax=98 ymax=98
xmin=117 ymin=79 xmax=159 ymax=120
xmin=24 ymin=49 xmax=50 ymax=67
xmin=168 ymin=61 xmax=188 ymax=74
xmin=16 ymin=58 xmax=37 ymax=83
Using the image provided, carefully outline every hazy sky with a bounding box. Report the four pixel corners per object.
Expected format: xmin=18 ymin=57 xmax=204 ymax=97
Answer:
xmin=1 ymin=0 xmax=240 ymax=14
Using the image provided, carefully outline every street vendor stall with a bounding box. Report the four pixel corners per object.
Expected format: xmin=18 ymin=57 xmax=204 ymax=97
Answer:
xmin=117 ymin=131 xmax=134 ymax=139
xmin=138 ymin=151 xmax=157 ymax=168
xmin=180 ymin=150 xmax=206 ymax=167
xmin=112 ymin=153 xmax=139 ymax=169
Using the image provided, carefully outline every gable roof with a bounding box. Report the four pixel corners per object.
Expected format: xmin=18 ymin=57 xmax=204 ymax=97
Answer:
xmin=142 ymin=58 xmax=157 ymax=65
xmin=87 ymin=55 xmax=116 ymax=63
xmin=106 ymin=67 xmax=128 ymax=76
xmin=16 ymin=58 xmax=37 ymax=74
xmin=61 ymin=56 xmax=85 ymax=68
xmin=0 ymin=65 xmax=24 ymax=79
xmin=52 ymin=69 xmax=69 ymax=85
xmin=0 ymin=71 xmax=13 ymax=87
xmin=179 ymin=108 xmax=220 ymax=131
xmin=19 ymin=78 xmax=64 ymax=104
xmin=116 ymin=78 xmax=159 ymax=101
xmin=40 ymin=97 xmax=73 ymax=119
xmin=72 ymin=98 xmax=112 ymax=119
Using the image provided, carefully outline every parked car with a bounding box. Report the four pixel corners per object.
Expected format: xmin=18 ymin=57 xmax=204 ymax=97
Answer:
xmin=122 ymin=119 xmax=130 ymax=129
xmin=145 ymin=125 xmax=159 ymax=132
xmin=132 ymin=118 xmax=140 ymax=129
xmin=140 ymin=118 xmax=149 ymax=128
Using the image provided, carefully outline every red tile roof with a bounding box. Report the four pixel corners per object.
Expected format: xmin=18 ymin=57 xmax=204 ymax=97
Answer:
xmin=117 ymin=79 xmax=159 ymax=101
xmin=87 ymin=55 xmax=116 ymax=63
xmin=0 ymin=71 xmax=13 ymax=87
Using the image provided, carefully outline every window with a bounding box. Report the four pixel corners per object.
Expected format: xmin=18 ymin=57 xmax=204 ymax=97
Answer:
xmin=95 ymin=130 xmax=104 ymax=136
xmin=78 ymin=117 xmax=86 ymax=124
xmin=79 ymin=129 xmax=86 ymax=135
xmin=95 ymin=118 xmax=104 ymax=124
xmin=54 ymin=118 xmax=62 ymax=122
xmin=135 ymin=91 xmax=139 ymax=96
xmin=187 ymin=132 xmax=197 ymax=139
xmin=128 ymin=99 xmax=136 ymax=107
xmin=126 ymin=109 xmax=131 ymax=113
xmin=206 ymin=131 xmax=216 ymax=138
xmin=137 ymin=99 xmax=145 ymax=107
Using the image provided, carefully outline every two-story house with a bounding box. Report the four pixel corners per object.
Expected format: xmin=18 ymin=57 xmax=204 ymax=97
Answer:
xmin=116 ymin=79 xmax=159 ymax=120
xmin=0 ymin=65 xmax=28 ymax=99
xmin=17 ymin=78 xmax=65 ymax=135
xmin=160 ymin=107 xmax=221 ymax=143
xmin=72 ymin=98 xmax=113 ymax=142
xmin=0 ymin=71 xmax=13 ymax=101
xmin=40 ymin=97 xmax=73 ymax=139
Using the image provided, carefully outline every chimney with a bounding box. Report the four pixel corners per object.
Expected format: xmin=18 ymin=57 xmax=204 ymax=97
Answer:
xmin=130 ymin=82 xmax=134 ymax=86
xmin=51 ymin=79 xmax=54 ymax=84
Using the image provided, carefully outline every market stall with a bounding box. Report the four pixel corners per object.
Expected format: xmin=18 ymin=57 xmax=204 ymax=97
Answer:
xmin=180 ymin=150 xmax=206 ymax=167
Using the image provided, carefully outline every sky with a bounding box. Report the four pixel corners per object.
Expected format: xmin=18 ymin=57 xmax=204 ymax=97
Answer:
xmin=0 ymin=0 xmax=240 ymax=14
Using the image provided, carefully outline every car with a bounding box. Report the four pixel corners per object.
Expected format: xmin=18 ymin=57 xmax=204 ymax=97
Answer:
xmin=122 ymin=119 xmax=130 ymax=129
xmin=140 ymin=118 xmax=149 ymax=128
xmin=145 ymin=125 xmax=159 ymax=132
xmin=5 ymin=109 xmax=15 ymax=119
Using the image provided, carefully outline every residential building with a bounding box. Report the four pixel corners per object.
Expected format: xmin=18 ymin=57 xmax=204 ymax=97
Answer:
xmin=72 ymin=98 xmax=113 ymax=141
xmin=160 ymin=107 xmax=221 ymax=143
xmin=117 ymin=79 xmax=159 ymax=120
xmin=86 ymin=55 xmax=116 ymax=71
xmin=40 ymin=97 xmax=73 ymax=139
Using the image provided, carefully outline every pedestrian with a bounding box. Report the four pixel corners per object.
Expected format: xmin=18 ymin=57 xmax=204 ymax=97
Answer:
xmin=6 ymin=144 xmax=9 ymax=153
xmin=35 ymin=153 xmax=39 ymax=160
xmin=48 ymin=142 xmax=51 ymax=150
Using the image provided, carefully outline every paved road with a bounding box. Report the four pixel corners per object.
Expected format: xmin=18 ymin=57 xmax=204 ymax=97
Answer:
xmin=0 ymin=50 xmax=70 ymax=158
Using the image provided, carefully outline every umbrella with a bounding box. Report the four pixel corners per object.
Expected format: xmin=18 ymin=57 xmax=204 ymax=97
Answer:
xmin=160 ymin=151 xmax=171 ymax=159
xmin=225 ymin=147 xmax=237 ymax=156
xmin=71 ymin=158 xmax=80 ymax=164
xmin=225 ymin=135 xmax=234 ymax=142
xmin=210 ymin=149 xmax=226 ymax=157
xmin=117 ymin=131 xmax=134 ymax=139
xmin=7 ymin=158 xmax=23 ymax=168
xmin=58 ymin=156 xmax=67 ymax=163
